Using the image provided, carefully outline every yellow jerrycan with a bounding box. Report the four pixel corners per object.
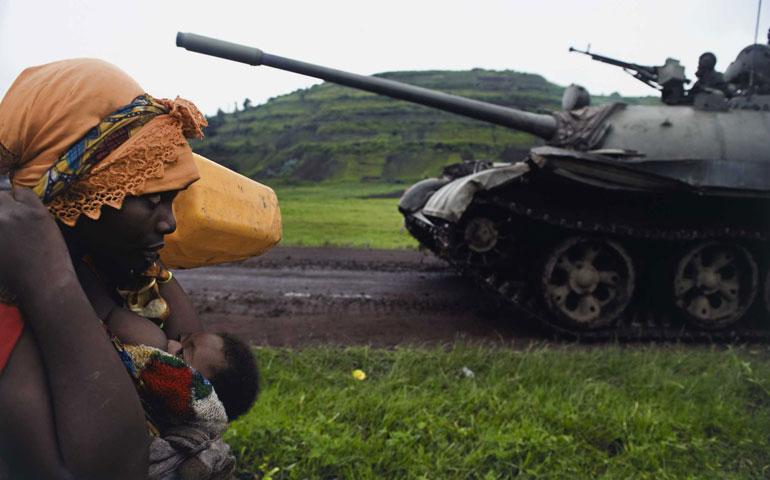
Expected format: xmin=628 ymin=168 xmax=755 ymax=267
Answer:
xmin=159 ymin=153 xmax=281 ymax=268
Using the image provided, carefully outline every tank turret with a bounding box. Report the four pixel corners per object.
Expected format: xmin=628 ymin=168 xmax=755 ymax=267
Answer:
xmin=178 ymin=33 xmax=770 ymax=340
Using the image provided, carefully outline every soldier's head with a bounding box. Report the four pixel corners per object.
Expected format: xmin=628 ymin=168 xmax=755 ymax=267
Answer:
xmin=696 ymin=52 xmax=717 ymax=78
xmin=698 ymin=52 xmax=717 ymax=70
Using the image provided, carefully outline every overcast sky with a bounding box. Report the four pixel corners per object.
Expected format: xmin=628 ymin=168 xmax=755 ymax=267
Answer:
xmin=2 ymin=0 xmax=768 ymax=116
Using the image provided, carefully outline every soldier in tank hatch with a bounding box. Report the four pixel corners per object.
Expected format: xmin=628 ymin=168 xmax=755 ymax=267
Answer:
xmin=688 ymin=52 xmax=731 ymax=97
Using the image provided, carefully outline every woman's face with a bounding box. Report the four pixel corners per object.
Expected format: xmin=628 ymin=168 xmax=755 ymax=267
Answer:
xmin=72 ymin=190 xmax=179 ymax=276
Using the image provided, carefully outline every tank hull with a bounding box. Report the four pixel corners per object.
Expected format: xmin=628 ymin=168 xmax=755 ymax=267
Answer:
xmin=401 ymin=151 xmax=770 ymax=341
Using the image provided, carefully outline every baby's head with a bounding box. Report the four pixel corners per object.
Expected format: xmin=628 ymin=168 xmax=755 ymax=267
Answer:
xmin=167 ymin=331 xmax=259 ymax=421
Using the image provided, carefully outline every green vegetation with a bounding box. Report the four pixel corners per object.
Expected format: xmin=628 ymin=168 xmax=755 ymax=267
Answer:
xmin=273 ymin=181 xmax=418 ymax=249
xmin=229 ymin=345 xmax=770 ymax=479
xmin=193 ymin=69 xmax=659 ymax=183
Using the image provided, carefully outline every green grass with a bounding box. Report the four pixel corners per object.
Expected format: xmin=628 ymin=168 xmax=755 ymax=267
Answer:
xmin=238 ymin=183 xmax=770 ymax=479
xmin=273 ymin=181 xmax=419 ymax=249
xmin=228 ymin=344 xmax=770 ymax=479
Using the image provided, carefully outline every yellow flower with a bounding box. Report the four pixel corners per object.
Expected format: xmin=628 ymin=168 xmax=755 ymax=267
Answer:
xmin=352 ymin=369 xmax=366 ymax=381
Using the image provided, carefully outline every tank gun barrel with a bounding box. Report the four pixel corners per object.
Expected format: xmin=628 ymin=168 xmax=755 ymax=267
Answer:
xmin=176 ymin=32 xmax=558 ymax=140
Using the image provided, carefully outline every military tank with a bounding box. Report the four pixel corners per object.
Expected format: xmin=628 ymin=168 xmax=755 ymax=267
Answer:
xmin=177 ymin=32 xmax=770 ymax=340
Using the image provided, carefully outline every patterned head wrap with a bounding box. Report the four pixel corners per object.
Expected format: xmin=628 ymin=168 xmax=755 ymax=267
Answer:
xmin=0 ymin=58 xmax=205 ymax=226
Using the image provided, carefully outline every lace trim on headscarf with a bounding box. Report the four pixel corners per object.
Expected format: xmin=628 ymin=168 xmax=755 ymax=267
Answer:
xmin=46 ymin=96 xmax=206 ymax=226
xmin=33 ymin=94 xmax=168 ymax=204
xmin=155 ymin=96 xmax=206 ymax=140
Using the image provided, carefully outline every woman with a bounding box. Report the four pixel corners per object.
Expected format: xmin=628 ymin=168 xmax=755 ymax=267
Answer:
xmin=0 ymin=59 xmax=256 ymax=479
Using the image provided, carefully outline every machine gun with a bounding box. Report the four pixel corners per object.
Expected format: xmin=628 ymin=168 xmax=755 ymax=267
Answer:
xmin=569 ymin=47 xmax=690 ymax=104
xmin=569 ymin=47 xmax=659 ymax=88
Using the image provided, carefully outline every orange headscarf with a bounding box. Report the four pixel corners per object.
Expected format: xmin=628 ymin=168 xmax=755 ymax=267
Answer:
xmin=0 ymin=58 xmax=204 ymax=226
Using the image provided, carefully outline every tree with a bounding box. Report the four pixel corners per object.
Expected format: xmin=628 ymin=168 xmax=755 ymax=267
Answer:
xmin=243 ymin=98 xmax=252 ymax=110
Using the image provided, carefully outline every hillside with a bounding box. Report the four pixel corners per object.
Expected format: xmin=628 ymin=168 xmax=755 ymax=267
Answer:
xmin=192 ymin=69 xmax=658 ymax=182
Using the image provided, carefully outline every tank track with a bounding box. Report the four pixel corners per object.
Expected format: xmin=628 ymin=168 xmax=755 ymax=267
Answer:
xmin=404 ymin=191 xmax=770 ymax=343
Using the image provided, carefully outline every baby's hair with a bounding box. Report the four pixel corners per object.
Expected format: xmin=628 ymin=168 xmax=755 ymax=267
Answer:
xmin=208 ymin=332 xmax=259 ymax=421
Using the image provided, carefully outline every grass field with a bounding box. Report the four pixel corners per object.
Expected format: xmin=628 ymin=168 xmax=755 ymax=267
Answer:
xmin=271 ymin=180 xmax=419 ymax=249
xmin=229 ymin=345 xmax=770 ymax=480
xmin=236 ymin=181 xmax=770 ymax=479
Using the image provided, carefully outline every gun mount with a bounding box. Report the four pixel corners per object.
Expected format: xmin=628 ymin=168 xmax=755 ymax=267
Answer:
xmin=569 ymin=47 xmax=690 ymax=105
xmin=178 ymin=32 xmax=770 ymax=341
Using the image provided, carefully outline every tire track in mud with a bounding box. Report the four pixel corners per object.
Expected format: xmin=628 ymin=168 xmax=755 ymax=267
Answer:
xmin=173 ymin=247 xmax=542 ymax=348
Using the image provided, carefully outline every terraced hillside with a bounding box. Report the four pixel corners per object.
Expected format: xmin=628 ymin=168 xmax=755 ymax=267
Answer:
xmin=193 ymin=69 xmax=657 ymax=182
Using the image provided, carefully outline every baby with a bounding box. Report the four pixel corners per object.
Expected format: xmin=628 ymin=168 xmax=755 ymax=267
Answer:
xmin=104 ymin=305 xmax=259 ymax=422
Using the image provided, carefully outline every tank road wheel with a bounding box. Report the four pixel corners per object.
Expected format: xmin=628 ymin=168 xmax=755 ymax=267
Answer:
xmin=452 ymin=209 xmax=513 ymax=267
xmin=464 ymin=217 xmax=500 ymax=253
xmin=541 ymin=237 xmax=635 ymax=330
xmin=673 ymin=242 xmax=758 ymax=330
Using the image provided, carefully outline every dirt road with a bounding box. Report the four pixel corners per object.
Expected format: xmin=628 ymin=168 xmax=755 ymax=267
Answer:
xmin=174 ymin=247 xmax=543 ymax=348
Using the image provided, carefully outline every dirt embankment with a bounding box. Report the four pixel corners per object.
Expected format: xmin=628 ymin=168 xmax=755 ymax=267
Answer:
xmin=175 ymin=246 xmax=545 ymax=348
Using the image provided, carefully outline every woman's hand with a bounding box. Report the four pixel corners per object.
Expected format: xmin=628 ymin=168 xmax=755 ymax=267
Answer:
xmin=0 ymin=187 xmax=72 ymax=293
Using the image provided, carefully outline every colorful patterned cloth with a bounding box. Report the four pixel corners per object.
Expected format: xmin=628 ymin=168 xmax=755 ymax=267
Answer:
xmin=124 ymin=345 xmax=228 ymax=436
xmin=33 ymin=94 xmax=168 ymax=205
